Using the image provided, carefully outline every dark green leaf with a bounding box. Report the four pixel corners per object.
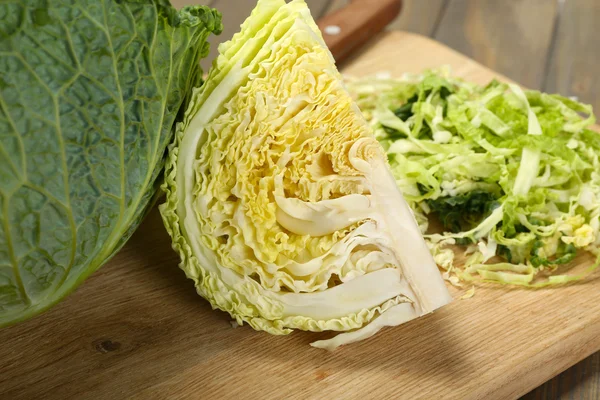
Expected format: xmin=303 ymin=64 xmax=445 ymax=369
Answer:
xmin=530 ymin=241 xmax=577 ymax=268
xmin=427 ymin=190 xmax=501 ymax=233
xmin=393 ymin=93 xmax=419 ymax=122
xmin=0 ymin=0 xmax=222 ymax=326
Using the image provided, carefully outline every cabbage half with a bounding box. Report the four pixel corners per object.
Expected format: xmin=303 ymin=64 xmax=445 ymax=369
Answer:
xmin=160 ymin=0 xmax=452 ymax=350
xmin=0 ymin=0 xmax=221 ymax=326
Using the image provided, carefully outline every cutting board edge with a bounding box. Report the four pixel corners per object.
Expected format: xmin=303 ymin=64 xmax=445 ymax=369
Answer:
xmin=343 ymin=30 xmax=600 ymax=399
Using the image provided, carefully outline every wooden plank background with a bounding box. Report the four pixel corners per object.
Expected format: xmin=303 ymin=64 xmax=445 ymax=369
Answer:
xmin=149 ymin=0 xmax=600 ymax=398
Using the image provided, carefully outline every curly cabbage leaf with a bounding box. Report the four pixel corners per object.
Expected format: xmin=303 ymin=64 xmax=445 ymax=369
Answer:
xmin=347 ymin=69 xmax=600 ymax=287
xmin=0 ymin=0 xmax=222 ymax=326
xmin=160 ymin=0 xmax=451 ymax=350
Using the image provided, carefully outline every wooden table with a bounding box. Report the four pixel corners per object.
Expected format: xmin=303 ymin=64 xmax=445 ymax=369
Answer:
xmin=160 ymin=1 xmax=599 ymax=398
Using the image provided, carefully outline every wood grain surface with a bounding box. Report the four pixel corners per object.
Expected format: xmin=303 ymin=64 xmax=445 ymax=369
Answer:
xmin=1 ymin=31 xmax=599 ymax=400
xmin=543 ymin=0 xmax=600 ymax=116
xmin=387 ymin=0 xmax=446 ymax=35
xmin=434 ymin=0 xmax=557 ymax=89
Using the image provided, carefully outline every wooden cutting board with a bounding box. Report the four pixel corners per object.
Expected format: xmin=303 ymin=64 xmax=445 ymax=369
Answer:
xmin=1 ymin=31 xmax=599 ymax=400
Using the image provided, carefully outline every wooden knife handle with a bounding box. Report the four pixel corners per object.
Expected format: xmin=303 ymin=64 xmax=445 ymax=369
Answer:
xmin=317 ymin=0 xmax=403 ymax=64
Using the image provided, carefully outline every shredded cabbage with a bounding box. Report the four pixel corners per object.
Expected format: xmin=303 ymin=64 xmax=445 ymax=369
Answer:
xmin=159 ymin=0 xmax=452 ymax=350
xmin=346 ymin=69 xmax=600 ymax=287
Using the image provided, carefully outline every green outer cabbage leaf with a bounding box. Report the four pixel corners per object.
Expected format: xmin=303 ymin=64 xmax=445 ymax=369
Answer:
xmin=160 ymin=0 xmax=451 ymax=350
xmin=0 ymin=0 xmax=222 ymax=326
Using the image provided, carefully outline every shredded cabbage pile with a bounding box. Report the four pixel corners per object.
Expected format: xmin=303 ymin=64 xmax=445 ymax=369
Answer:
xmin=346 ymin=69 xmax=600 ymax=287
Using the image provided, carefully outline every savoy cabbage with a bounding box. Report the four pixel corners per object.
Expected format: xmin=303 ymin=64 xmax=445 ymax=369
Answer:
xmin=0 ymin=0 xmax=222 ymax=325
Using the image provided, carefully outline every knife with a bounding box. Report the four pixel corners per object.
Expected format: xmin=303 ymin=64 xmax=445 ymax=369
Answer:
xmin=317 ymin=0 xmax=403 ymax=64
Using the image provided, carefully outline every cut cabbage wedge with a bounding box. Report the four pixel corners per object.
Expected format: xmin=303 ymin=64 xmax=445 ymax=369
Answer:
xmin=160 ymin=0 xmax=452 ymax=350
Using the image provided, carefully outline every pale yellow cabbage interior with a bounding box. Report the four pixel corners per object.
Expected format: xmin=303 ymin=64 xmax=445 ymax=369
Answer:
xmin=160 ymin=0 xmax=451 ymax=350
